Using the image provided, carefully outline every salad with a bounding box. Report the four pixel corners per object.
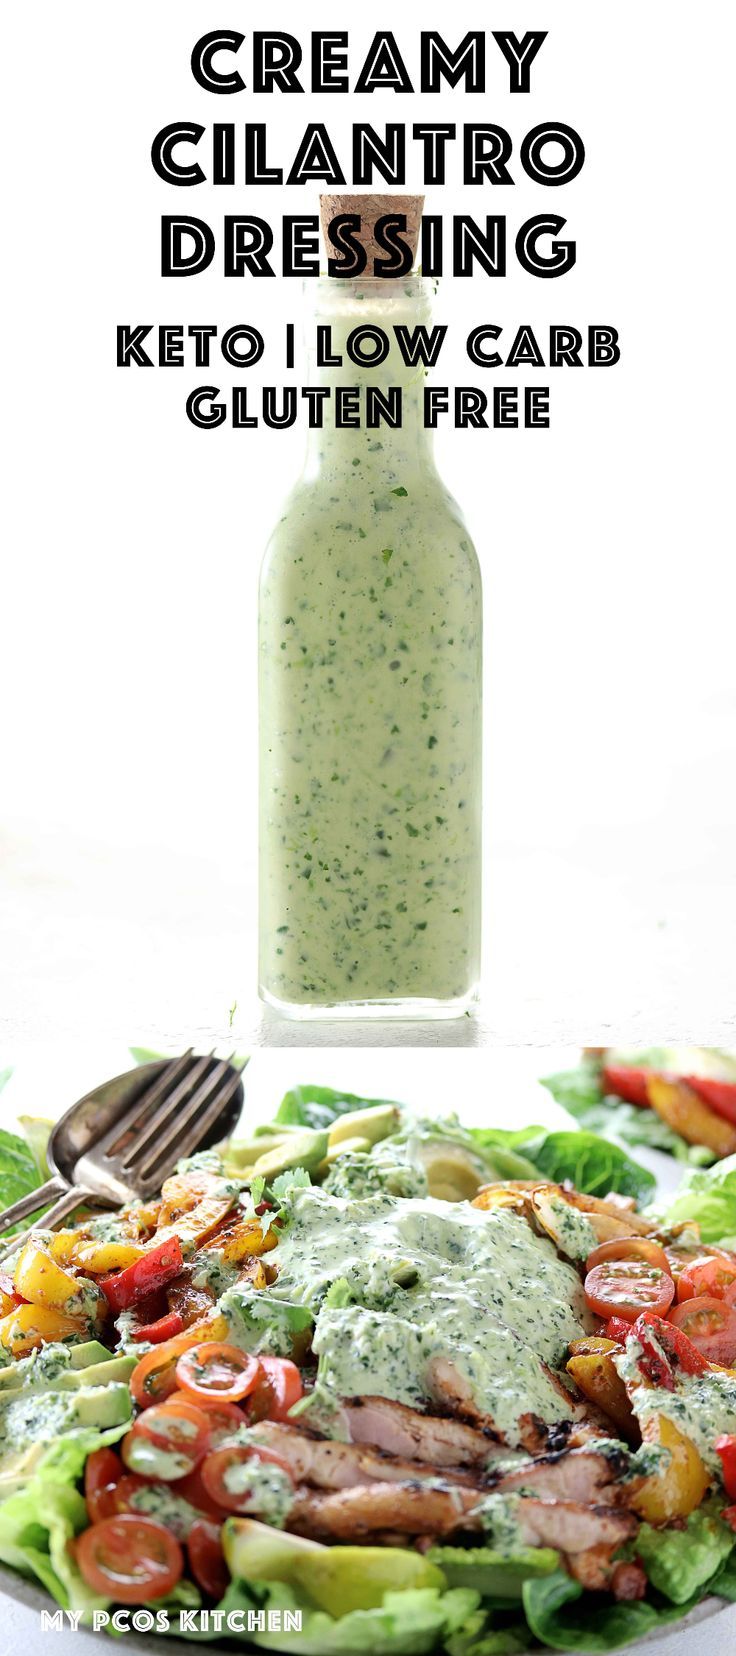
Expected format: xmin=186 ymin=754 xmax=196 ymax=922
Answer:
xmin=1 ymin=1081 xmax=736 ymax=1653
xmin=543 ymin=1048 xmax=736 ymax=1169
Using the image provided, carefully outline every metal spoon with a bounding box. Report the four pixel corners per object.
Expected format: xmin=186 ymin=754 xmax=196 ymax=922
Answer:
xmin=0 ymin=1051 xmax=246 ymax=1247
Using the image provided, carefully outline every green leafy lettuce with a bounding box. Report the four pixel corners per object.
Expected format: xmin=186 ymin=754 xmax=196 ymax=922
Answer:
xmin=635 ymin=1501 xmax=735 ymax=1604
xmin=469 ymin=1125 xmax=654 ymax=1203
xmin=660 ymin=1153 xmax=736 ymax=1242
xmin=275 ymin=1085 xmax=400 ymax=1132
xmin=0 ymin=1112 xmax=51 ymax=1231
xmin=541 ymin=1052 xmax=735 ymax=1168
xmin=523 ymin=1566 xmax=723 ymax=1651
xmin=0 ymin=1423 xmax=130 ymax=1618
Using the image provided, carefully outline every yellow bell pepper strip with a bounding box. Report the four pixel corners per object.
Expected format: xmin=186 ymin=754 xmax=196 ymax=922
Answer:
xmin=566 ymin=1337 xmax=638 ymax=1441
xmin=646 ymin=1076 xmax=736 ymax=1158
xmin=629 ymin=1414 xmax=710 ymax=1523
xmin=13 ymin=1240 xmax=104 ymax=1323
xmin=0 ymin=1301 xmax=87 ymax=1354
xmin=100 ymin=1237 xmax=184 ymax=1313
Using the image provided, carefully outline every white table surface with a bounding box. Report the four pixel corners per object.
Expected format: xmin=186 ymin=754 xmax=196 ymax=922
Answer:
xmin=3 ymin=819 xmax=736 ymax=1052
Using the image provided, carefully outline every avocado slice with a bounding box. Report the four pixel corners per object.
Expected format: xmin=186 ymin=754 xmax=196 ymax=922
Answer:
xmin=327 ymin=1105 xmax=399 ymax=1149
xmin=69 ymin=1340 xmax=116 ymax=1369
xmin=222 ymin=1518 xmax=322 ymax=1581
xmin=0 ymin=1351 xmax=134 ymax=1400
xmin=222 ymin=1520 xmax=445 ymax=1616
xmin=252 ymin=1129 xmax=329 ymax=1182
xmin=420 ymin=1144 xmax=487 ymax=1202
xmin=0 ymin=1338 xmax=117 ymax=1393
xmin=64 ymin=1380 xmax=132 ymax=1431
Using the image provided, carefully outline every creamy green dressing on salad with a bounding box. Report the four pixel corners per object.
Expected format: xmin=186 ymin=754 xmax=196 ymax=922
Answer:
xmin=259 ymin=278 xmax=482 ymax=1013
xmin=617 ymin=1339 xmax=736 ymax=1472
xmin=221 ymin=1458 xmax=294 ymax=1527
xmin=225 ymin=1186 xmax=589 ymax=1444
xmin=544 ymin=1197 xmax=598 ymax=1261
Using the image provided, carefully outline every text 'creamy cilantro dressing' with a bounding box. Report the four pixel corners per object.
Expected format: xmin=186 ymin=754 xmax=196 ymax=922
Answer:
xmin=259 ymin=277 xmax=482 ymax=1015
xmin=224 ymin=1184 xmax=590 ymax=1446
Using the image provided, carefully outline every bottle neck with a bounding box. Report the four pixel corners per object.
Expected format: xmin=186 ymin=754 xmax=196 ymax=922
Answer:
xmin=300 ymin=279 xmax=438 ymax=481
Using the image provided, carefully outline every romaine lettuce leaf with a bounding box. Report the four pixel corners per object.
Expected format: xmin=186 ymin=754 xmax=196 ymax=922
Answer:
xmin=635 ymin=1501 xmax=734 ymax=1603
xmin=0 ymin=1122 xmax=49 ymax=1232
xmin=660 ymin=1153 xmax=736 ymax=1241
xmin=166 ymin=1578 xmax=481 ymax=1655
xmin=0 ymin=1422 xmax=130 ymax=1617
xmin=471 ymin=1124 xmax=654 ymax=1203
xmin=523 ymin=1567 xmax=716 ymax=1650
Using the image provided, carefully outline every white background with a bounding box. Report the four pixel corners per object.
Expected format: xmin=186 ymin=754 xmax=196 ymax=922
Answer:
xmin=2 ymin=1 xmax=736 ymax=1050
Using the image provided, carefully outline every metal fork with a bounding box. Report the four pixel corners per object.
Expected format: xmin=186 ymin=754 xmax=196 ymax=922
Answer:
xmin=0 ymin=1051 xmax=246 ymax=1247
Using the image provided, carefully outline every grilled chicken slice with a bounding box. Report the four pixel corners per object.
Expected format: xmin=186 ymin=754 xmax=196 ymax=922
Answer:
xmin=343 ymin=1396 xmax=507 ymax=1468
xmin=289 ymin=1481 xmax=637 ymax=1553
xmin=490 ymin=1446 xmax=626 ymax=1506
xmin=516 ymin=1499 xmax=637 ymax=1554
xmin=289 ymin=1481 xmax=480 ymax=1539
xmin=249 ymin=1421 xmax=483 ymax=1489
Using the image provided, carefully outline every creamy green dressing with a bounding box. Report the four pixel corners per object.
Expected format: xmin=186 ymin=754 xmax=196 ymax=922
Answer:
xmin=545 ymin=1197 xmax=598 ymax=1261
xmin=225 ymin=1186 xmax=589 ymax=1446
xmin=221 ymin=1458 xmax=295 ymax=1527
xmin=617 ymin=1340 xmax=736 ymax=1474
xmin=259 ymin=278 xmax=482 ymax=1014
xmin=475 ymin=1491 xmax=528 ymax=1554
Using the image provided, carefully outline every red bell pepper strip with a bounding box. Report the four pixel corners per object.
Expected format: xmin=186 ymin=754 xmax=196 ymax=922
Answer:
xmin=100 ymin=1238 xmax=184 ymax=1313
xmin=605 ymin=1316 xmax=634 ymax=1344
xmin=0 ymin=1272 xmax=24 ymax=1307
xmin=715 ymin=1436 xmax=736 ymax=1500
xmin=131 ymin=1310 xmax=185 ymax=1344
xmin=684 ymin=1077 xmax=736 ymax=1128
xmin=632 ymin=1310 xmax=709 ymax=1386
xmin=601 ymin=1065 xmax=653 ymax=1108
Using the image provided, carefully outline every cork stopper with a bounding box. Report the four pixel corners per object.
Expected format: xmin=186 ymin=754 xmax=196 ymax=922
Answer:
xmin=320 ymin=193 xmax=424 ymax=273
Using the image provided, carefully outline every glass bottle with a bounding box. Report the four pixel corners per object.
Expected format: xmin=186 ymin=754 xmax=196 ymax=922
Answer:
xmin=259 ymin=277 xmax=482 ymax=1017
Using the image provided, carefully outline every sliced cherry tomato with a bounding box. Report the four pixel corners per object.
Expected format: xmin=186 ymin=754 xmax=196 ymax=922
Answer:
xmin=248 ymin=1357 xmax=304 ymax=1423
xmin=200 ymin=1444 xmax=294 ymax=1514
xmin=584 ymin=1260 xmax=675 ymax=1322
xmin=586 ymin=1238 xmax=672 ymax=1276
xmin=176 ymin=1462 xmax=232 ymax=1522
xmin=664 ymin=1244 xmax=716 ymax=1283
xmin=197 ymin=1400 xmax=247 ymax=1445
xmin=176 ymin=1342 xmax=263 ymax=1403
xmin=122 ymin=1398 xmax=211 ymax=1479
xmin=84 ymin=1448 xmax=123 ymax=1524
xmin=677 ymin=1252 xmax=736 ymax=1304
xmin=605 ymin=1316 xmax=635 ymax=1344
xmin=130 ymin=1324 xmax=211 ymax=1408
xmin=602 ymin=1065 xmax=653 ymax=1107
xmin=715 ymin=1435 xmax=736 ymax=1500
xmin=100 ymin=1238 xmax=184 ymax=1314
xmin=188 ymin=1517 xmax=230 ymax=1600
xmin=722 ymin=1504 xmax=736 ymax=1532
xmin=76 ymin=1514 xmax=183 ymax=1604
xmin=685 ymin=1076 xmax=736 ymax=1127
xmin=670 ymin=1297 xmax=736 ymax=1364
xmin=111 ymin=1473 xmax=155 ymax=1516
xmin=132 ymin=1310 xmax=185 ymax=1344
